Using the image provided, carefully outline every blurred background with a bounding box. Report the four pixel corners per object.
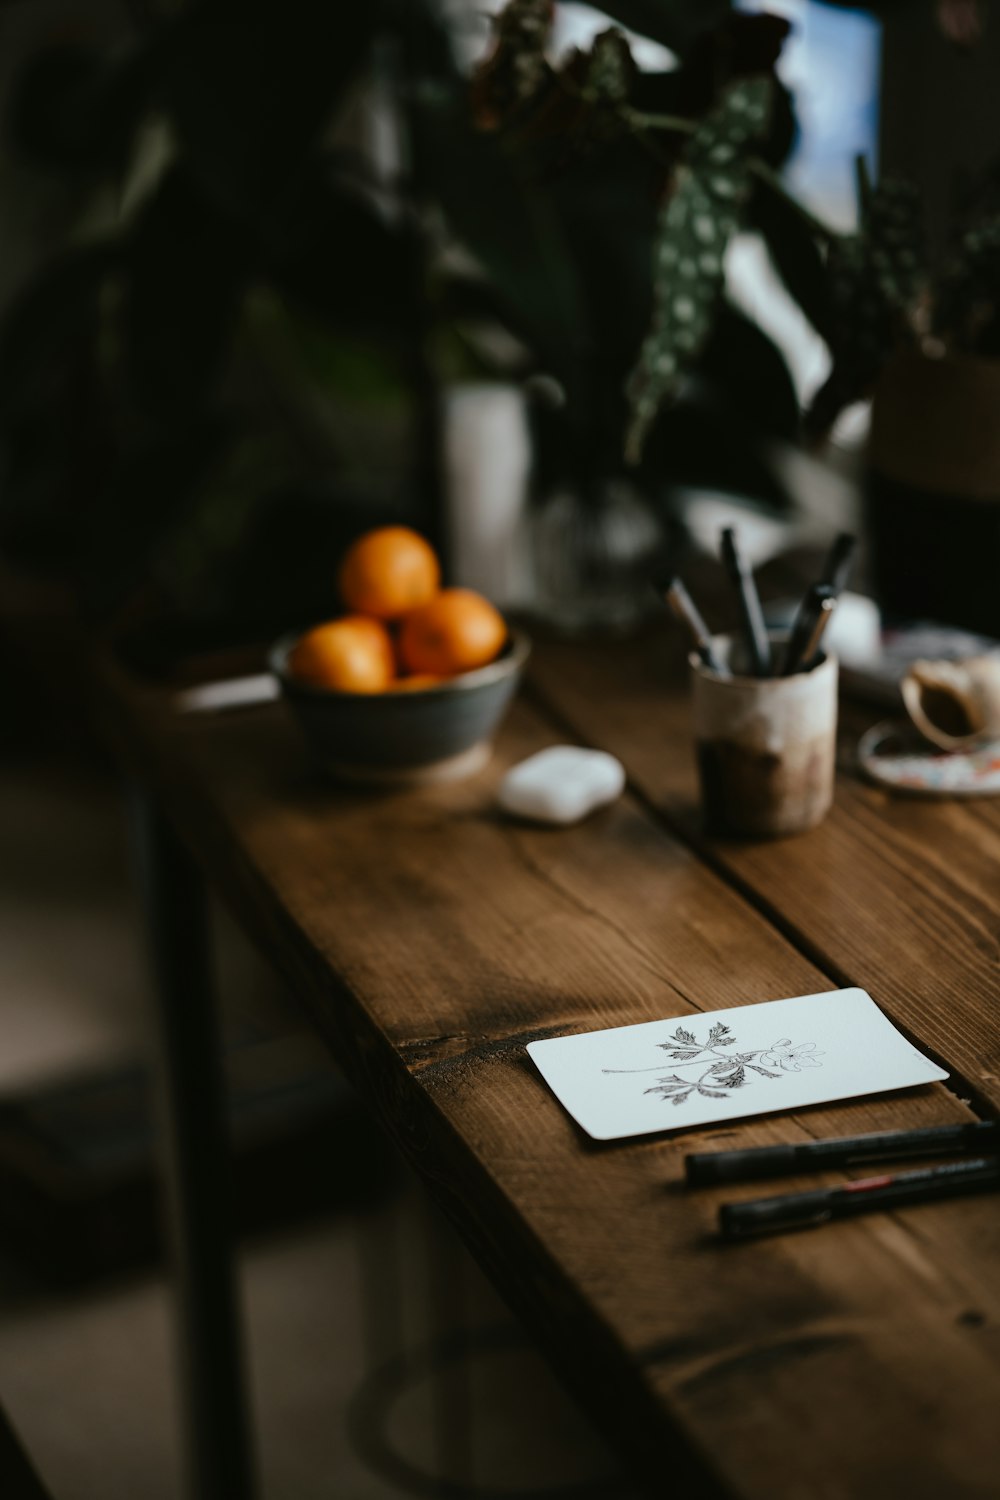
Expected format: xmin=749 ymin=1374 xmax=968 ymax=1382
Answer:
xmin=2 ymin=1 xmax=1000 ymax=1495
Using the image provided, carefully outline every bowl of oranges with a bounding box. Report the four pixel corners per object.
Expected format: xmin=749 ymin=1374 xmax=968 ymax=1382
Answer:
xmin=271 ymin=525 xmax=529 ymax=782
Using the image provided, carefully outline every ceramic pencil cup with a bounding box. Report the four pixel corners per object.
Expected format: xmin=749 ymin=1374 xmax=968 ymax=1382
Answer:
xmin=690 ymin=635 xmax=838 ymax=838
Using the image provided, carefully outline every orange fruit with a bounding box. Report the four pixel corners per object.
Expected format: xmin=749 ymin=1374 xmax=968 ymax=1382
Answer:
xmin=338 ymin=526 xmax=441 ymax=620
xmin=386 ymin=673 xmax=444 ymax=693
xmin=287 ymin=617 xmax=395 ymax=693
xmin=398 ymin=588 xmax=507 ymax=677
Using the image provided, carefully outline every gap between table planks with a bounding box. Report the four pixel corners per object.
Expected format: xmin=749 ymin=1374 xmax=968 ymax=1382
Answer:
xmin=93 ymin=656 xmax=1000 ymax=1500
xmin=527 ymin=625 xmax=1000 ymax=1122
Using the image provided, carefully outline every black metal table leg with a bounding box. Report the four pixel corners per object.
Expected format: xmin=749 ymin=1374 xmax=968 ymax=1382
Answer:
xmin=133 ymin=791 xmax=257 ymax=1500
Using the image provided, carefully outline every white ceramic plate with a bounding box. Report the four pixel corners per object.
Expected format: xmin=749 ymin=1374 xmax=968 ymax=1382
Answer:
xmin=858 ymin=721 xmax=1000 ymax=798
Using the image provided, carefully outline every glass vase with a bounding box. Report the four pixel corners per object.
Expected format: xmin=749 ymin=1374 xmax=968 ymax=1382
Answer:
xmin=526 ymin=477 xmax=664 ymax=637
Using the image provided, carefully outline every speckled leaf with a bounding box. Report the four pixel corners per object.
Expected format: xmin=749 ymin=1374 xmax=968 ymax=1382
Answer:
xmin=805 ymin=168 xmax=925 ymax=441
xmin=625 ymin=75 xmax=773 ymax=463
xmin=937 ymin=214 xmax=1000 ymax=353
xmin=866 ymin=175 xmax=925 ymax=314
xmin=470 ymin=0 xmax=554 ymax=125
xmin=583 ymin=27 xmax=635 ymax=105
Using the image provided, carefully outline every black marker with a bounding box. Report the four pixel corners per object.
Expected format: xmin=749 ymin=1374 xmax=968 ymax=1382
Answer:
xmin=686 ymin=1119 xmax=1000 ymax=1186
xmin=818 ymin=531 xmax=857 ymax=596
xmin=720 ymin=528 xmax=770 ymax=677
xmin=780 ymin=582 xmax=836 ymax=676
xmin=778 ymin=533 xmax=857 ymax=676
xmin=653 ymin=575 xmax=730 ymax=677
xmin=719 ymin=1157 xmax=1000 ymax=1240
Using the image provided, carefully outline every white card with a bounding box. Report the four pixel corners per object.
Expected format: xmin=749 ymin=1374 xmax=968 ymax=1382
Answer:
xmin=527 ymin=989 xmax=948 ymax=1141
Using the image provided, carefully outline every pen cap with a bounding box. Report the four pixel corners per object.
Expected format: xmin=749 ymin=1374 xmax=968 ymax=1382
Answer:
xmin=719 ymin=1188 xmax=833 ymax=1240
xmin=685 ymin=1144 xmax=801 ymax=1185
xmin=764 ymin=593 xmax=880 ymax=664
xmin=690 ymin=635 xmax=838 ymax=838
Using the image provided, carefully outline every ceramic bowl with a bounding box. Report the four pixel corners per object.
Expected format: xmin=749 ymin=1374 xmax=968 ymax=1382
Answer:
xmin=269 ymin=629 xmax=530 ymax=783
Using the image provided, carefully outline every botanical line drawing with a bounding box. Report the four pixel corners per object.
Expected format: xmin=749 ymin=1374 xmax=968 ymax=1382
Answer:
xmin=602 ymin=1021 xmax=824 ymax=1107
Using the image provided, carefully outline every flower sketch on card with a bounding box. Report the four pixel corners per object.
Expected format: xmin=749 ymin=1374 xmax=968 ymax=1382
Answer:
xmin=527 ymin=989 xmax=949 ymax=1141
xmin=602 ymin=1021 xmax=825 ymax=1108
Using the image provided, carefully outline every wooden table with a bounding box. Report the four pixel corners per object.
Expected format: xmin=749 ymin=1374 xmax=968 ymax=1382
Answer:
xmin=94 ymin=620 xmax=1000 ymax=1500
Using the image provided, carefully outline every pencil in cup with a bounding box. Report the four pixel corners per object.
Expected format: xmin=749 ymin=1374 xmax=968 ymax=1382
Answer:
xmin=690 ymin=631 xmax=838 ymax=838
xmin=720 ymin=528 xmax=770 ymax=678
xmin=653 ymin=576 xmax=730 ymax=677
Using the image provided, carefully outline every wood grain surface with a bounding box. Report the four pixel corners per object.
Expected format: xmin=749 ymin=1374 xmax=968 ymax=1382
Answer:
xmin=528 ymin=624 xmax=1000 ymax=1119
xmin=92 ymin=649 xmax=1000 ymax=1500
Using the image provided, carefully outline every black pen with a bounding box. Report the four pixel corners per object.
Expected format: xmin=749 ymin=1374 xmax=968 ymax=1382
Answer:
xmin=778 ymin=532 xmax=856 ymax=677
xmin=719 ymin=1157 xmax=1000 ymax=1240
xmin=780 ymin=582 xmax=836 ymax=676
xmin=818 ymin=531 xmax=857 ymax=596
xmin=720 ymin=528 xmax=770 ymax=677
xmin=653 ymin=576 xmax=730 ymax=677
xmin=686 ymin=1119 xmax=1000 ymax=1186
xmin=798 ymin=590 xmax=837 ymax=673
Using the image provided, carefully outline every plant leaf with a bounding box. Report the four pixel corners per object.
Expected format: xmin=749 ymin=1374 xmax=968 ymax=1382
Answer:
xmin=749 ymin=178 xmax=837 ymax=345
xmin=541 ymin=136 xmax=660 ymax=390
xmin=626 ymin=75 xmax=774 ymax=463
xmin=864 ymin=174 xmax=925 ymax=315
xmin=402 ymin=0 xmax=588 ymax=401
xmin=692 ymin=304 xmax=801 ymax=441
xmin=804 ymin=169 xmax=925 ymax=440
xmin=470 ymin=0 xmax=553 ymax=126
xmin=644 ymin=1076 xmax=695 ymax=1103
xmin=937 ymin=215 xmax=1000 ymax=353
xmin=592 ymin=0 xmax=730 ymax=55
xmin=413 ymin=98 xmax=587 ymax=404
xmin=670 ymin=1026 xmax=697 ymax=1045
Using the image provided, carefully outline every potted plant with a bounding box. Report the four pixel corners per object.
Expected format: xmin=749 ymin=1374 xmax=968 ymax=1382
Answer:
xmin=804 ymin=157 xmax=1000 ymax=635
xmin=461 ymin=1 xmax=811 ymax=631
xmin=7 ymin=0 xmax=967 ymax=649
xmin=465 ymin=2 xmax=1000 ymax=637
xmin=0 ymin=0 xmax=824 ymax=644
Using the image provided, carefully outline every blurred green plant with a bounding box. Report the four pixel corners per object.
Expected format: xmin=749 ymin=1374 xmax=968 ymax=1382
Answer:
xmin=467 ymin=1 xmax=810 ymax=503
xmin=0 ymin=0 xmax=930 ymax=641
xmin=802 ymin=146 xmax=1000 ymax=443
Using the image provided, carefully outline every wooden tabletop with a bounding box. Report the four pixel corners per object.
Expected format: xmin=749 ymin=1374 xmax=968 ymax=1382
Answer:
xmin=93 ymin=619 xmax=1000 ymax=1500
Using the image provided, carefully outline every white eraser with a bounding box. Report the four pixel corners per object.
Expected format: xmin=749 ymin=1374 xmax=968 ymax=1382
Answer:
xmin=497 ymin=746 xmax=625 ymax=825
